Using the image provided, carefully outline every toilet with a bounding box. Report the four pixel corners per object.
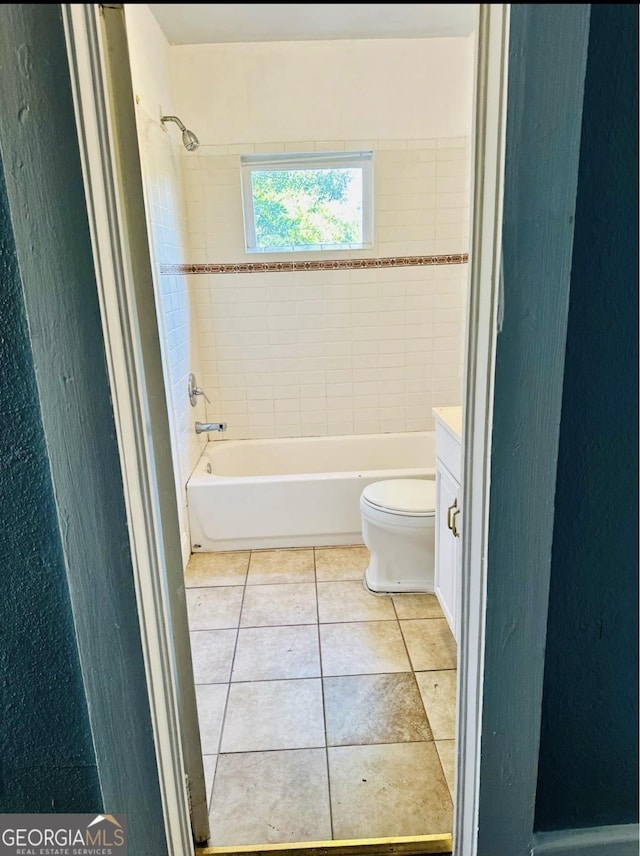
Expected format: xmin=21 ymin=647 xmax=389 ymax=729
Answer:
xmin=360 ymin=478 xmax=436 ymax=593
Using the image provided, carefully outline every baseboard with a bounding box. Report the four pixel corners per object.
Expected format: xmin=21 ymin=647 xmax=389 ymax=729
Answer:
xmin=531 ymin=823 xmax=639 ymax=856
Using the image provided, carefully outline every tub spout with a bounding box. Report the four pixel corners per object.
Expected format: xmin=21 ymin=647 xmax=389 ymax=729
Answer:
xmin=195 ymin=421 xmax=227 ymax=434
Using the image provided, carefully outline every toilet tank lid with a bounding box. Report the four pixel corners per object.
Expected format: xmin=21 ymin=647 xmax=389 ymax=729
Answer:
xmin=362 ymin=479 xmax=436 ymax=514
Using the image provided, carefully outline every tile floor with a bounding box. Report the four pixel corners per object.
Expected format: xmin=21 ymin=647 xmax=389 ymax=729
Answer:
xmin=185 ymin=545 xmax=457 ymax=846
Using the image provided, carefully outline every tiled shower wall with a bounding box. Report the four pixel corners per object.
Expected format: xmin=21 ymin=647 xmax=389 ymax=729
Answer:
xmin=178 ymin=139 xmax=470 ymax=440
xmin=135 ymin=106 xmax=208 ymax=558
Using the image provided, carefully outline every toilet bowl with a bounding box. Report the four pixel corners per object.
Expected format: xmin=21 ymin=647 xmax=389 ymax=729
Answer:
xmin=360 ymin=479 xmax=436 ymax=593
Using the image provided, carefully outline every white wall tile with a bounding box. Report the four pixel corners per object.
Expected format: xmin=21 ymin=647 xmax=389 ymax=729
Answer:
xmin=315 ymin=140 xmax=346 ymax=151
xmin=135 ymin=107 xmax=210 ymax=561
xmin=175 ymin=138 xmax=470 ymax=440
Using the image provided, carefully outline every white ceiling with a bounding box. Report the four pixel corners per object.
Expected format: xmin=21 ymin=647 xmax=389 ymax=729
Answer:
xmin=147 ymin=4 xmax=477 ymax=46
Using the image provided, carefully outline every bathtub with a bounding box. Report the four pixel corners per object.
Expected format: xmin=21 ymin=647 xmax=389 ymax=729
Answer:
xmin=187 ymin=431 xmax=435 ymax=552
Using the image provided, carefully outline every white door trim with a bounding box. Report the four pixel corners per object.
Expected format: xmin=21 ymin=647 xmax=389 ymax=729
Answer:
xmin=62 ymin=3 xmax=516 ymax=854
xmin=61 ymin=5 xmax=194 ymax=854
xmin=455 ymin=5 xmax=509 ymax=855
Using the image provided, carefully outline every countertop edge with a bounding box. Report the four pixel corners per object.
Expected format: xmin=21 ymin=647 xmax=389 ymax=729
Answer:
xmin=432 ymin=405 xmax=463 ymax=442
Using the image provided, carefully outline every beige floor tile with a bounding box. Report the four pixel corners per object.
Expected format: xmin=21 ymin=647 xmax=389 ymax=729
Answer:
xmin=231 ymin=625 xmax=320 ymax=682
xmin=315 ymin=546 xmax=370 ymax=581
xmin=209 ymin=749 xmax=331 ymax=845
xmin=415 ymin=670 xmax=458 ymax=740
xmin=247 ymin=548 xmax=315 ymax=585
xmin=202 ymin=754 xmax=217 ymax=810
xmin=392 ymin=593 xmax=445 ymax=620
xmin=324 ymin=673 xmax=432 ymax=746
xmin=220 ymin=678 xmax=325 ymax=753
xmin=435 ymin=740 xmax=456 ymax=798
xmin=195 ymin=684 xmax=228 ymax=754
xmin=185 ymin=552 xmax=249 ymax=588
xmin=317 ymin=580 xmax=396 ymax=623
xmin=328 ymin=742 xmax=453 ymax=838
xmin=186 ymin=586 xmax=244 ymax=630
xmin=320 ymin=621 xmax=411 ymax=676
xmin=240 ymin=582 xmax=317 ymax=627
xmin=190 ymin=629 xmax=237 ymax=684
xmin=400 ymin=618 xmax=457 ymax=671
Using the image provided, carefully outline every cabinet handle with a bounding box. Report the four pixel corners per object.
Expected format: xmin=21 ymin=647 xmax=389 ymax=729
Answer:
xmin=447 ymin=498 xmax=458 ymax=531
xmin=452 ymin=508 xmax=461 ymax=538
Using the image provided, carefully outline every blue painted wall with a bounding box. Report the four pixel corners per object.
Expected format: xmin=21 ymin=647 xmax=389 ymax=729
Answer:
xmin=0 ymin=7 xmax=169 ymax=853
xmin=535 ymin=3 xmax=639 ymax=831
xmin=0 ymin=154 xmax=102 ymax=811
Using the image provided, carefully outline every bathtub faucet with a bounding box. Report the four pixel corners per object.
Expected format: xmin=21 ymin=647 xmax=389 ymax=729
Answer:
xmin=195 ymin=421 xmax=227 ymax=434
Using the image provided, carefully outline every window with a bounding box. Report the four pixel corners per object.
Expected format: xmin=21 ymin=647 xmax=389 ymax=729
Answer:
xmin=241 ymin=151 xmax=373 ymax=253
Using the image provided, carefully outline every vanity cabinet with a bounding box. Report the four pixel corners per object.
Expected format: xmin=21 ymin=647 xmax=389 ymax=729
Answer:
xmin=433 ymin=408 xmax=462 ymax=642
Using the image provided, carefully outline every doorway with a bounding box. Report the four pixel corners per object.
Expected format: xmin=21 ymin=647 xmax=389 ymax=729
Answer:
xmin=60 ymin=3 xmax=510 ymax=852
xmin=1 ymin=3 xmax=600 ymax=853
xmin=132 ymin=4 xmax=473 ymax=847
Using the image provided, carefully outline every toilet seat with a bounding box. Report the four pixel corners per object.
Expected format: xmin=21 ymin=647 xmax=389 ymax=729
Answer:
xmin=361 ymin=479 xmax=436 ymax=517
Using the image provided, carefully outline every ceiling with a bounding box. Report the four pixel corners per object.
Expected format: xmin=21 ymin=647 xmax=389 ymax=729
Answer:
xmin=147 ymin=4 xmax=477 ymax=46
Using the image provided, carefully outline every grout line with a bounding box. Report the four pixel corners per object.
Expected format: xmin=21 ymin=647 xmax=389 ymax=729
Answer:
xmin=207 ymin=554 xmax=250 ymax=821
xmin=314 ymin=547 xmax=335 ymax=840
xmin=413 ymin=669 xmax=434 ymax=739
xmin=214 ymin=737 xmax=438 ymax=757
xmin=320 ymin=616 xmax=429 ymax=626
xmin=205 ymin=754 xmax=219 ymax=817
xmin=191 ymin=547 xmax=457 ymax=840
xmin=195 ymin=666 xmax=455 ymax=683
xmin=244 ymin=577 xmax=317 ymax=587
xmin=190 ymin=625 xmax=242 ymax=633
xmin=273 ymin=617 xmax=398 ymax=629
xmin=389 ymin=597 xmax=453 ymax=749
xmin=195 ymin=668 xmax=460 ymax=687
xmin=393 ymin=598 xmax=418 ymax=674
xmin=433 ymin=739 xmax=455 ymax=804
xmin=190 ymin=617 xmax=441 ymax=634
xmin=249 ymin=547 xmax=319 ymax=554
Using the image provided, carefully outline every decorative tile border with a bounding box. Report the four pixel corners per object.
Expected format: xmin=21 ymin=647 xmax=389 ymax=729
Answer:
xmin=160 ymin=253 xmax=468 ymax=276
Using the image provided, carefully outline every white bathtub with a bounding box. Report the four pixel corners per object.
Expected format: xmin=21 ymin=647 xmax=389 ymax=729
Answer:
xmin=187 ymin=432 xmax=435 ymax=552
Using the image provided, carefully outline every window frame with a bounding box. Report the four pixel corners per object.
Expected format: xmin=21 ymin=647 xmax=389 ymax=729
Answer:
xmin=240 ymin=150 xmax=374 ymax=254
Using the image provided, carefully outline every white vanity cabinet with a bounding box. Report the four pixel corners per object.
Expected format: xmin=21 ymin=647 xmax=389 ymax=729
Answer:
xmin=433 ymin=407 xmax=462 ymax=642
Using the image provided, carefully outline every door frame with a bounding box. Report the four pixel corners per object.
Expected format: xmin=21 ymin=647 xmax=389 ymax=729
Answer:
xmin=454 ymin=6 xmax=509 ymax=855
xmin=59 ymin=4 xmax=534 ymax=855
xmin=61 ymin=3 xmax=204 ymax=852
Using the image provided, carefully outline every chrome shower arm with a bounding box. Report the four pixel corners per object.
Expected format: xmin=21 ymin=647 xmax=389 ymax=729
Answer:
xmin=160 ymin=115 xmax=186 ymax=132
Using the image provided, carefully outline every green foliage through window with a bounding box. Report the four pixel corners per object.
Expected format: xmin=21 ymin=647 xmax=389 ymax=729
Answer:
xmin=251 ymin=167 xmax=363 ymax=249
xmin=241 ymin=151 xmax=373 ymax=253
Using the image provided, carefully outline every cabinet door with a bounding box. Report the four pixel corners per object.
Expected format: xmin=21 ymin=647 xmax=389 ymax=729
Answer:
xmin=435 ymin=462 xmax=459 ymax=640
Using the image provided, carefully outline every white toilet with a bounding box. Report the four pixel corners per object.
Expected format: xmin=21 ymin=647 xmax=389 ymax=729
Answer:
xmin=360 ymin=478 xmax=436 ymax=593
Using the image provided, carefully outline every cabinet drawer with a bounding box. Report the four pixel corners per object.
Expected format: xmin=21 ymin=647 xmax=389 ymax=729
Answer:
xmin=435 ymin=423 xmax=462 ymax=483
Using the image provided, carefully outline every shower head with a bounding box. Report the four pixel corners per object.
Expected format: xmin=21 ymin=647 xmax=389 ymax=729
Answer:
xmin=160 ymin=115 xmax=200 ymax=151
xmin=181 ymin=128 xmax=200 ymax=152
